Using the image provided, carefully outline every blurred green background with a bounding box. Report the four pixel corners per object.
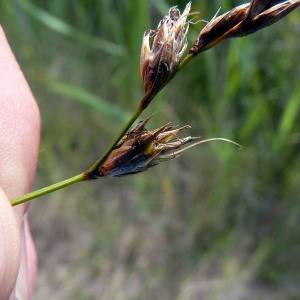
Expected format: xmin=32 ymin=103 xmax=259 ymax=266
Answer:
xmin=1 ymin=0 xmax=300 ymax=299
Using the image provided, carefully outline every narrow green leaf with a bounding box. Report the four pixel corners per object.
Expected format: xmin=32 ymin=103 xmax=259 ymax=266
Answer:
xmin=279 ymin=86 xmax=300 ymax=135
xmin=44 ymin=77 xmax=131 ymax=123
xmin=16 ymin=0 xmax=125 ymax=56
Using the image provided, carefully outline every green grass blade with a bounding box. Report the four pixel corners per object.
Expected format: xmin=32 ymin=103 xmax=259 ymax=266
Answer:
xmin=16 ymin=0 xmax=125 ymax=56
xmin=279 ymin=86 xmax=300 ymax=136
xmin=44 ymin=77 xmax=131 ymax=123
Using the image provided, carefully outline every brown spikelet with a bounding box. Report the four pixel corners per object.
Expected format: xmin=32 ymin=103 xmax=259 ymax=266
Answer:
xmin=140 ymin=2 xmax=191 ymax=109
xmin=189 ymin=4 xmax=250 ymax=54
xmin=97 ymin=116 xmax=200 ymax=177
xmin=190 ymin=0 xmax=300 ymax=55
xmin=230 ymin=0 xmax=300 ymax=37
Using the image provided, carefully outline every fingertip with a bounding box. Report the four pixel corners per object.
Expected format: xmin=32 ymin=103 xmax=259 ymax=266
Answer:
xmin=0 ymin=25 xmax=41 ymax=200
xmin=0 ymin=188 xmax=21 ymax=299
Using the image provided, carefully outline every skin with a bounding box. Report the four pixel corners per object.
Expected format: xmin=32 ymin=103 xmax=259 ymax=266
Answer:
xmin=0 ymin=26 xmax=40 ymax=299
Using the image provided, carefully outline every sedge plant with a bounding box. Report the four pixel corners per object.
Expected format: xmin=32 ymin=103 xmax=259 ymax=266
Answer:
xmin=11 ymin=0 xmax=300 ymax=206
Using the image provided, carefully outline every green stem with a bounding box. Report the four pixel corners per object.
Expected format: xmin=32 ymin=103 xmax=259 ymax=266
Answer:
xmin=10 ymin=173 xmax=85 ymax=206
xmin=177 ymin=53 xmax=196 ymax=73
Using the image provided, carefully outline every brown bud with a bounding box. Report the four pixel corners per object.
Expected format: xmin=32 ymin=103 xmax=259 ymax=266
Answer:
xmin=189 ymin=4 xmax=250 ymax=54
xmin=140 ymin=3 xmax=191 ymax=109
xmin=190 ymin=0 xmax=300 ymax=54
xmin=247 ymin=0 xmax=273 ymax=18
xmin=229 ymin=0 xmax=300 ymax=37
xmin=98 ymin=116 xmax=200 ymax=177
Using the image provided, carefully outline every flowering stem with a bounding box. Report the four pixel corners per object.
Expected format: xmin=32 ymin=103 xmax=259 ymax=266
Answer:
xmin=9 ymin=53 xmax=209 ymax=205
xmin=10 ymin=53 xmax=190 ymax=205
xmin=10 ymin=173 xmax=85 ymax=206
